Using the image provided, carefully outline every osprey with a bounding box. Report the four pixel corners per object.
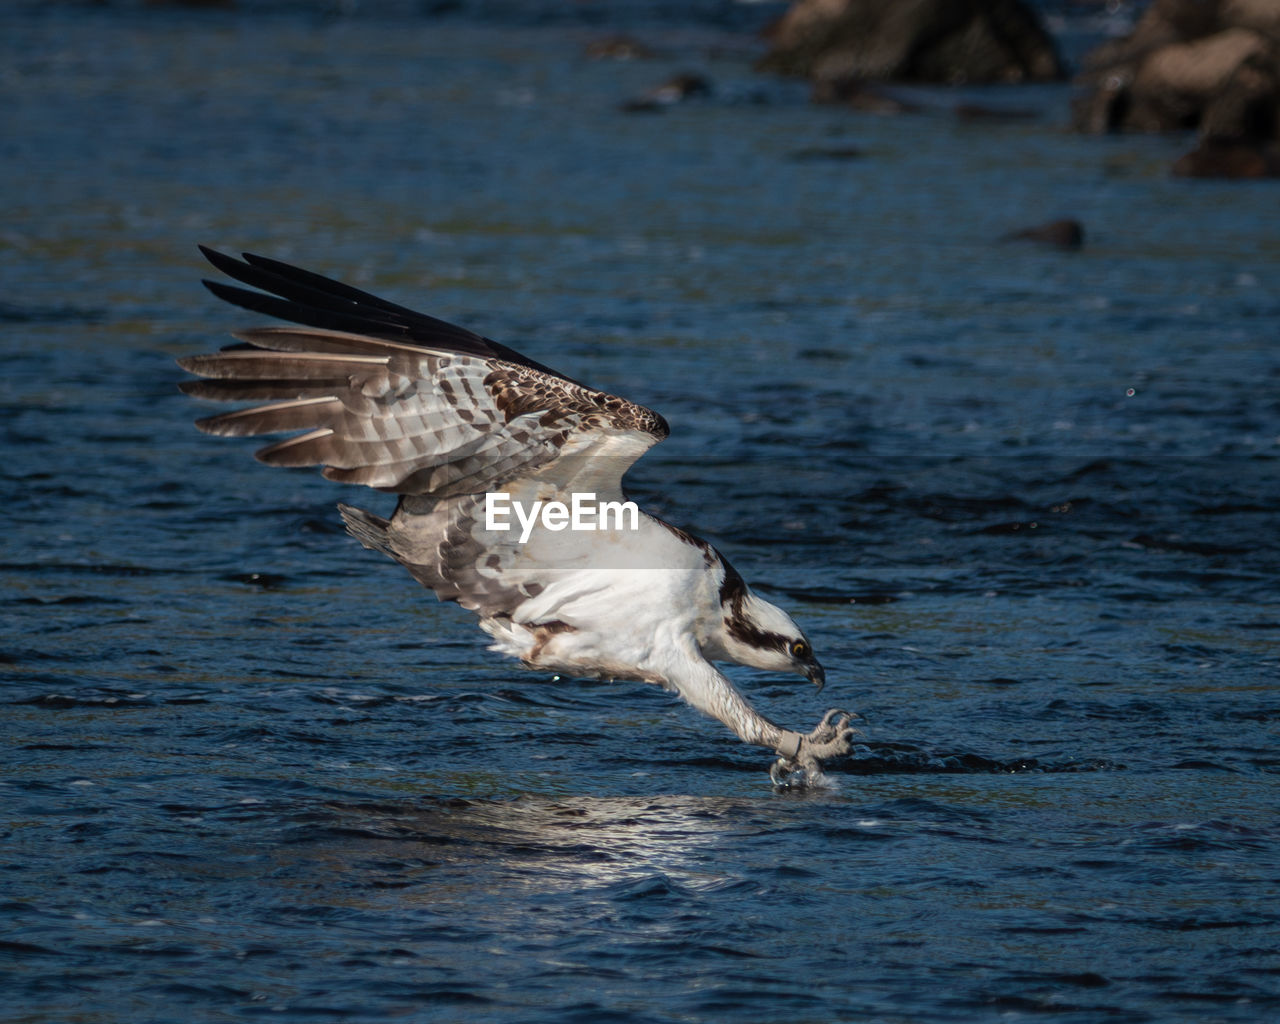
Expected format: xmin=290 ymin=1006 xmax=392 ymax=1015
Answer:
xmin=179 ymin=247 xmax=855 ymax=784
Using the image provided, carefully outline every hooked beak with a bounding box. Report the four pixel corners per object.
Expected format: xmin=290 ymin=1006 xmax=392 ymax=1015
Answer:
xmin=806 ymin=661 xmax=826 ymax=693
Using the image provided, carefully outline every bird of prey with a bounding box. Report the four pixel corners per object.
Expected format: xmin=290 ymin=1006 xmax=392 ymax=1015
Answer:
xmin=178 ymin=247 xmax=855 ymax=784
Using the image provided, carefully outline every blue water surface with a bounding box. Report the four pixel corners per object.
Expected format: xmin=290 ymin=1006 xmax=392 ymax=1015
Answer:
xmin=3 ymin=2 xmax=1279 ymax=1022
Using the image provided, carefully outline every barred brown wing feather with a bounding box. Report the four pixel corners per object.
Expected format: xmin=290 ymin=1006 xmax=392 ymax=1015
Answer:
xmin=178 ymin=325 xmax=667 ymax=496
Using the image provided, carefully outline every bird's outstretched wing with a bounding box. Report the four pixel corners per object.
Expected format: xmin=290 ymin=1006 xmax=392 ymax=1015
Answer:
xmin=178 ymin=247 xmax=670 ymax=497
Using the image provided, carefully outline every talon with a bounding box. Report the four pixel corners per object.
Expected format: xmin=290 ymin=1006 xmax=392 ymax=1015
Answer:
xmin=819 ymin=707 xmax=852 ymax=729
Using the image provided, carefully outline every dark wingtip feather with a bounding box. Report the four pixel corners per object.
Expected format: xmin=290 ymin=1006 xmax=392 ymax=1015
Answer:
xmin=198 ymin=277 xmax=360 ymax=334
xmin=198 ymin=244 xmax=238 ymax=275
xmin=194 ymin=243 xmax=582 ymax=383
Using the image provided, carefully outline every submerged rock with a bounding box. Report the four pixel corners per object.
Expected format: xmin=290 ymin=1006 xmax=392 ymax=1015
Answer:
xmin=1001 ymin=218 xmax=1086 ymax=249
xmin=620 ymin=73 xmax=714 ymax=114
xmin=953 ymin=101 xmax=1039 ymax=121
xmin=810 ymin=77 xmax=923 ymax=113
xmin=758 ymin=0 xmax=1064 ymax=88
xmin=1172 ymin=135 xmax=1280 ymax=175
xmin=584 ymin=35 xmax=656 ymax=61
xmin=788 ymin=145 xmax=866 ymax=161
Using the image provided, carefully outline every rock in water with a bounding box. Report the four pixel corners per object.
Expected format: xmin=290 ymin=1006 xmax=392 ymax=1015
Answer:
xmin=1072 ymin=0 xmax=1280 ymax=152
xmin=758 ymin=0 xmax=1064 ymax=87
xmin=1172 ymin=136 xmax=1280 ymax=177
xmin=1001 ymin=219 xmax=1085 ymax=250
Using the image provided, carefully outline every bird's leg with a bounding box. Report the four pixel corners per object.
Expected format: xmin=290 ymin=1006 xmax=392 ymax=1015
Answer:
xmin=769 ymin=708 xmax=858 ymax=787
xmin=662 ymin=648 xmax=854 ymax=783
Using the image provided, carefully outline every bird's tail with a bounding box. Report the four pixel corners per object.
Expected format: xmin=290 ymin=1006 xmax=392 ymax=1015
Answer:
xmin=338 ymin=503 xmax=394 ymax=557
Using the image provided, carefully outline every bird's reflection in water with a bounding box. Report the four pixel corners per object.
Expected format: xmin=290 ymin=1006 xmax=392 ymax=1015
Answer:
xmin=240 ymin=791 xmax=826 ymax=998
xmin=263 ymin=792 xmax=787 ymax=918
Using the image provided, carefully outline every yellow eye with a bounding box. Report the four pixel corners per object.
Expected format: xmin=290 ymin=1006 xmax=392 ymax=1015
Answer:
xmin=790 ymin=640 xmax=810 ymax=660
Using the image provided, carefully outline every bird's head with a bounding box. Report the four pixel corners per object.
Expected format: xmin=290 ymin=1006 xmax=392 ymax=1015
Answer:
xmin=715 ymin=561 xmax=825 ymax=690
